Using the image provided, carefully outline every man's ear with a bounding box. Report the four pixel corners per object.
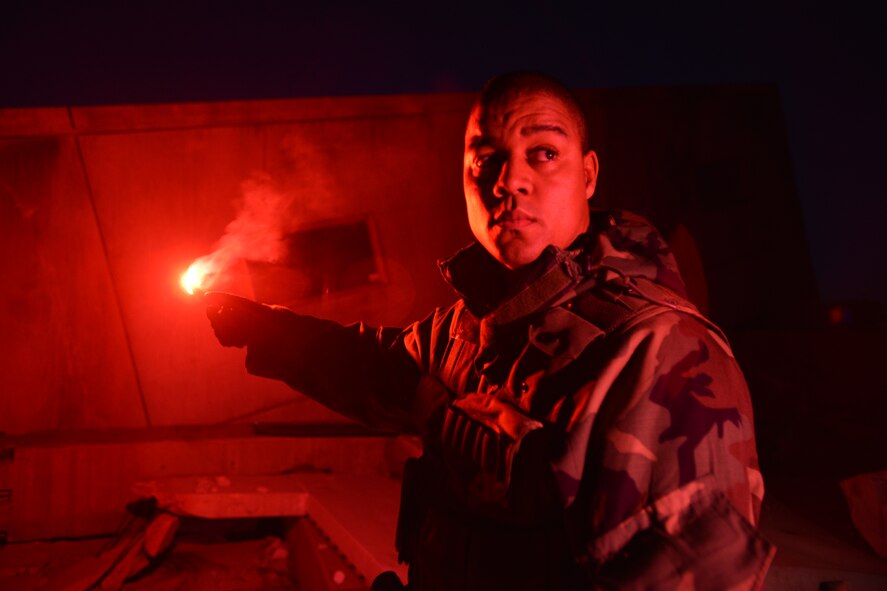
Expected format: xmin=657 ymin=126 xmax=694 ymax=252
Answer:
xmin=583 ymin=150 xmax=599 ymax=199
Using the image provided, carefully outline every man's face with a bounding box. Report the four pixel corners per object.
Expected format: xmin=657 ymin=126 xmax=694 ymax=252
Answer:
xmin=463 ymin=92 xmax=598 ymax=269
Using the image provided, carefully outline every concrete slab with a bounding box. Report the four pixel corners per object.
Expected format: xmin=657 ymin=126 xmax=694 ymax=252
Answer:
xmin=136 ymin=472 xmax=405 ymax=584
xmin=135 ymin=475 xmax=309 ymax=519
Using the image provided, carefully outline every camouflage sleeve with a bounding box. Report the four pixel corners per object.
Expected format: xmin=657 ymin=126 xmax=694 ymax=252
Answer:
xmin=242 ymin=303 xmax=454 ymax=433
xmin=565 ymin=312 xmax=774 ymax=590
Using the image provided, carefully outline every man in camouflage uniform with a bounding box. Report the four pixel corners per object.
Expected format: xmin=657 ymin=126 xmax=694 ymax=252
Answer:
xmin=207 ymin=72 xmax=774 ymax=590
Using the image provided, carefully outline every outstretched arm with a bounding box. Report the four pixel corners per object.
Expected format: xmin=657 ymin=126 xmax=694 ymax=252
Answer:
xmin=205 ymin=291 xmax=426 ymax=431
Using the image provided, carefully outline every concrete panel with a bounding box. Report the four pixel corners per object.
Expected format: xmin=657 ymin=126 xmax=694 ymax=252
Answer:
xmin=75 ymin=97 xmax=475 ymax=426
xmin=0 ymin=137 xmax=144 ymax=434
xmin=256 ymin=112 xmax=471 ymax=327
xmin=78 ymin=124 xmax=347 ymax=426
xmin=578 ymin=85 xmax=817 ymax=328
xmin=0 ymin=107 xmax=72 ymax=137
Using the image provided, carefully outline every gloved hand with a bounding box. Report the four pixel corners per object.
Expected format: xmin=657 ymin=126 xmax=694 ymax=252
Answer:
xmin=204 ymin=291 xmax=269 ymax=348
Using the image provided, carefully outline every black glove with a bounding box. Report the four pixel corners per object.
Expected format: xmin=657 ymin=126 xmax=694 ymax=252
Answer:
xmin=204 ymin=291 xmax=269 ymax=348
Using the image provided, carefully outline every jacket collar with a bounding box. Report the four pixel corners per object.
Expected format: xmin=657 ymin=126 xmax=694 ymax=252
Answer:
xmin=438 ymin=208 xmax=689 ymax=320
xmin=438 ymin=242 xmax=582 ymax=320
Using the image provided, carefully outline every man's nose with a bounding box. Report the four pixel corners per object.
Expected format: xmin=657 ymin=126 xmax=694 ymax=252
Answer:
xmin=493 ymin=157 xmax=530 ymax=199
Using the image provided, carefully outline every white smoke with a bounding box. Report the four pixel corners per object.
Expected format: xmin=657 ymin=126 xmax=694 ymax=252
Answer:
xmin=183 ymin=172 xmax=293 ymax=293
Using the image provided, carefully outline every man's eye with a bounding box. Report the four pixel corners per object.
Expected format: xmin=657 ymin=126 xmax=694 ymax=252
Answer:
xmin=528 ymin=147 xmax=558 ymax=163
xmin=475 ymin=153 xmax=494 ymax=168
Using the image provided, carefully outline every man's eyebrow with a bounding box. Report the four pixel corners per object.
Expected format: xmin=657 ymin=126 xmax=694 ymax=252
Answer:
xmin=467 ymin=124 xmax=568 ymax=149
xmin=521 ymin=124 xmax=568 ymax=137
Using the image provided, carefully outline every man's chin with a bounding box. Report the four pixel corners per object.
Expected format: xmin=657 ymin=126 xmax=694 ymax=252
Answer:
xmin=494 ymin=243 xmax=545 ymax=270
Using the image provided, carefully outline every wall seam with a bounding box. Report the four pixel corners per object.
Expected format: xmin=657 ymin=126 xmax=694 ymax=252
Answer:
xmin=67 ymin=106 xmax=153 ymax=428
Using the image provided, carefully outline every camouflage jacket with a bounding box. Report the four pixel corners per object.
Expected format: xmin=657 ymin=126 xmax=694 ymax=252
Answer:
xmin=245 ymin=210 xmax=774 ymax=590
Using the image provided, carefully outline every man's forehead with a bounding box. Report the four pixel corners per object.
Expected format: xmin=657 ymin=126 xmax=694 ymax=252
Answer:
xmin=466 ymin=92 xmax=579 ymax=143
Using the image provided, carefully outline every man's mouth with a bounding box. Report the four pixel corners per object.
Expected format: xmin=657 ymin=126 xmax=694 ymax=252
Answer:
xmin=492 ymin=210 xmax=536 ymax=230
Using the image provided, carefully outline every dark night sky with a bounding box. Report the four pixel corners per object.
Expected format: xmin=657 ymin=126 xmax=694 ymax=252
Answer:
xmin=2 ymin=1 xmax=885 ymax=312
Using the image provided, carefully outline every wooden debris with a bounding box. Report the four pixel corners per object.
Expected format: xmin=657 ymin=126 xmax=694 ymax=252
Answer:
xmin=143 ymin=513 xmax=179 ymax=558
xmin=43 ymin=512 xmax=179 ymax=591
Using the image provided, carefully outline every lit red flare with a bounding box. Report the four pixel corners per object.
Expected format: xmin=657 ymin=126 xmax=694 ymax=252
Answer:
xmin=180 ymin=259 xmax=212 ymax=295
